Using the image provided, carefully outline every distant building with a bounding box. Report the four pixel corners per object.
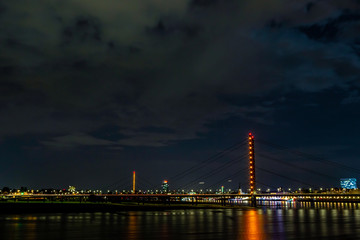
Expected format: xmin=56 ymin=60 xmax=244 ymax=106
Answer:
xmin=162 ymin=180 xmax=169 ymax=192
xmin=68 ymin=186 xmax=76 ymax=193
xmin=340 ymin=178 xmax=357 ymax=189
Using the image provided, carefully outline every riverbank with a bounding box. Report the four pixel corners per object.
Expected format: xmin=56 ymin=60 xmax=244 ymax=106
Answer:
xmin=0 ymin=202 xmax=250 ymax=213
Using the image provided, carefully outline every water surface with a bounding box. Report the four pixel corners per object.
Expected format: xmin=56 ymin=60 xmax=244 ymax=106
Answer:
xmin=1 ymin=204 xmax=360 ymax=239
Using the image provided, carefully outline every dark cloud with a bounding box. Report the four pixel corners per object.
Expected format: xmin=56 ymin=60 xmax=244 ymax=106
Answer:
xmin=0 ymin=3 xmax=6 ymax=16
xmin=299 ymin=22 xmax=339 ymax=42
xmin=190 ymin=0 xmax=219 ymax=7
xmin=305 ymin=2 xmax=315 ymax=13
xmin=0 ymin=0 xmax=360 ymax=151
xmin=148 ymin=19 xmax=201 ymax=38
xmin=62 ymin=16 xmax=102 ymax=44
xmin=342 ymin=90 xmax=360 ymax=104
xmin=298 ymin=11 xmax=360 ymax=42
xmin=41 ymin=133 xmax=118 ymax=149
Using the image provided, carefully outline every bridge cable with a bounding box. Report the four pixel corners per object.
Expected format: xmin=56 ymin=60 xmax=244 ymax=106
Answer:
xmin=170 ymin=140 xmax=247 ymax=182
xmin=258 ymin=139 xmax=360 ymax=175
xmin=258 ymin=153 xmax=338 ymax=181
xmin=170 ymin=141 xmax=246 ymax=182
xmin=104 ymin=175 xmax=131 ymax=191
xmin=257 ymin=167 xmax=313 ymax=187
xmin=180 ymin=154 xmax=248 ymax=190
xmin=255 ymin=180 xmax=278 ymax=190
xmin=136 ymin=175 xmax=159 ymax=191
xmin=181 ymin=154 xmax=247 ymax=190
xmin=206 ymin=167 xmax=248 ymax=190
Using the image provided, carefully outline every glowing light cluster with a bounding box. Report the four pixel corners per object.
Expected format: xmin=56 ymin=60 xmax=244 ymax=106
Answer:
xmin=162 ymin=180 xmax=169 ymax=192
xmin=249 ymin=132 xmax=256 ymax=194
xmin=340 ymin=178 xmax=357 ymax=189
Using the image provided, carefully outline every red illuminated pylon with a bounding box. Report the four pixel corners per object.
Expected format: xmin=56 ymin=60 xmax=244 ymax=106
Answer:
xmin=248 ymin=133 xmax=256 ymax=195
xmin=133 ymin=171 xmax=136 ymax=193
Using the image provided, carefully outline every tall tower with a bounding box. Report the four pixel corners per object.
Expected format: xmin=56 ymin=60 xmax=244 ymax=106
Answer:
xmin=133 ymin=171 xmax=136 ymax=193
xmin=248 ymin=132 xmax=256 ymax=194
xmin=162 ymin=180 xmax=169 ymax=192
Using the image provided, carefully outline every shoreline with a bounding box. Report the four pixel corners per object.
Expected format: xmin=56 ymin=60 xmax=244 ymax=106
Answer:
xmin=0 ymin=202 xmax=250 ymax=214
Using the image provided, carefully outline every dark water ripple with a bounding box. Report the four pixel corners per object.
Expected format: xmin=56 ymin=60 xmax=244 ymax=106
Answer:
xmin=1 ymin=204 xmax=360 ymax=240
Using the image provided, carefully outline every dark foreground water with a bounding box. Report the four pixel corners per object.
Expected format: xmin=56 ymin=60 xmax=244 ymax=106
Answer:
xmin=1 ymin=204 xmax=360 ymax=240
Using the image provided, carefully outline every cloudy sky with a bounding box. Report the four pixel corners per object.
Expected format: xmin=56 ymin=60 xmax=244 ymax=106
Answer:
xmin=1 ymin=0 xmax=360 ymax=191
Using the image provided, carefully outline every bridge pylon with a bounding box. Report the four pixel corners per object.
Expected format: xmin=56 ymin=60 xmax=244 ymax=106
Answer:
xmin=133 ymin=171 xmax=136 ymax=193
xmin=249 ymin=132 xmax=256 ymax=195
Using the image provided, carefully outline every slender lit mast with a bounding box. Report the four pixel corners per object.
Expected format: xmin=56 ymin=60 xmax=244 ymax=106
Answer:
xmin=133 ymin=171 xmax=136 ymax=193
xmin=249 ymin=132 xmax=256 ymax=195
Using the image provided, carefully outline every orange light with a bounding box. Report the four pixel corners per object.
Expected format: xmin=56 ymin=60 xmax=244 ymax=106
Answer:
xmin=133 ymin=171 xmax=136 ymax=193
xmin=250 ymin=176 xmax=253 ymax=179
xmin=249 ymin=142 xmax=252 ymax=145
xmin=249 ymin=147 xmax=252 ymax=149
xmin=250 ymin=156 xmax=253 ymax=159
xmin=249 ymin=137 xmax=252 ymax=140
xmin=250 ymin=181 xmax=253 ymax=183
xmin=250 ymin=161 xmax=253 ymax=164
xmin=250 ymin=166 xmax=253 ymax=169
xmin=249 ymin=151 xmax=252 ymax=154
xmin=251 ymin=186 xmax=253 ymax=188
xmin=250 ymin=171 xmax=253 ymax=173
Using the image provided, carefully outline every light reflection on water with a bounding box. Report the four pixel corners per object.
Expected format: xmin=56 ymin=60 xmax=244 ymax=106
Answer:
xmin=1 ymin=206 xmax=360 ymax=240
xmin=255 ymin=200 xmax=360 ymax=210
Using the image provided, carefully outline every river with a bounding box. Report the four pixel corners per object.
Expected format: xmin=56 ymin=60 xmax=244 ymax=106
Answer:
xmin=1 ymin=202 xmax=360 ymax=239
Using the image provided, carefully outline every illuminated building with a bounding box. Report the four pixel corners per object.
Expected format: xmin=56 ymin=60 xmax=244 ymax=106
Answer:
xmin=162 ymin=180 xmax=169 ymax=192
xmin=340 ymin=178 xmax=357 ymax=189
xmin=68 ymin=186 xmax=76 ymax=193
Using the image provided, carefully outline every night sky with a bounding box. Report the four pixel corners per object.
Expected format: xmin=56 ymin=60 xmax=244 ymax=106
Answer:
xmin=1 ymin=0 xmax=360 ymax=191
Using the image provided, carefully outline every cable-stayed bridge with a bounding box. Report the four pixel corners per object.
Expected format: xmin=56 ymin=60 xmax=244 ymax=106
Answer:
xmin=4 ymin=132 xmax=360 ymax=205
